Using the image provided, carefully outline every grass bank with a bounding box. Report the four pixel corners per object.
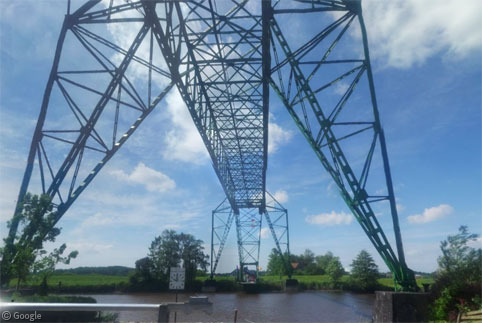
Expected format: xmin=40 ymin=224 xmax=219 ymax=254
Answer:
xmin=8 ymin=273 xmax=433 ymax=293
xmin=201 ymin=275 xmax=434 ymax=292
xmin=8 ymin=274 xmax=129 ymax=293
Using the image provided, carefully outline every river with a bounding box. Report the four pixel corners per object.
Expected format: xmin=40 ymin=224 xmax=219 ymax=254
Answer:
xmin=82 ymin=291 xmax=374 ymax=322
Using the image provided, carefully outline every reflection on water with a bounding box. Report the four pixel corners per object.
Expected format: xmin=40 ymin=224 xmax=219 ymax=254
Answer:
xmin=81 ymin=291 xmax=374 ymax=322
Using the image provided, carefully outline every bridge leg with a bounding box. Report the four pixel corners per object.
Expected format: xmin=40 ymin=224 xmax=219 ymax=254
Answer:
xmin=265 ymin=192 xmax=293 ymax=279
xmin=210 ymin=199 xmax=234 ymax=278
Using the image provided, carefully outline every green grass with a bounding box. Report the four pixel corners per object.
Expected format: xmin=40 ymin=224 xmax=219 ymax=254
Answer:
xmin=9 ymin=273 xmax=433 ymax=293
xmin=245 ymin=274 xmax=433 ymax=290
xmin=9 ymin=273 xmax=128 ymax=289
xmin=377 ymin=277 xmax=434 ymax=289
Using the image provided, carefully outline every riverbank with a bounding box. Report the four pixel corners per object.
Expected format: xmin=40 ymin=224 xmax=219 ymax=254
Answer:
xmin=6 ymin=274 xmax=433 ymax=294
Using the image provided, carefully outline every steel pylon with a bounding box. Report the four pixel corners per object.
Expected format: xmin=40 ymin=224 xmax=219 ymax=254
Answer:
xmin=4 ymin=0 xmax=417 ymax=291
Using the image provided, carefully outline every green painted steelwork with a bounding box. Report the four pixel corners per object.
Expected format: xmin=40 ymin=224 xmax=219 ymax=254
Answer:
xmin=5 ymin=0 xmax=417 ymax=291
xmin=268 ymin=0 xmax=417 ymax=291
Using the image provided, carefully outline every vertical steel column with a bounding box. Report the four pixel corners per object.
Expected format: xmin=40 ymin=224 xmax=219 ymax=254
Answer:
xmin=261 ymin=0 xmax=272 ymax=210
xmin=210 ymin=210 xmax=214 ymax=279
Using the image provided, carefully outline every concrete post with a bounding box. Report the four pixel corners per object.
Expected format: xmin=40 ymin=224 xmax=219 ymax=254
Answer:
xmin=158 ymin=305 xmax=169 ymax=323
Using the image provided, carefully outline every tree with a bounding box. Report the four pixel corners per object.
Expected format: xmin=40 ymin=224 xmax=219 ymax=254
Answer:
xmin=129 ymin=257 xmax=156 ymax=288
xmin=437 ymin=226 xmax=481 ymax=280
xmin=430 ymin=226 xmax=482 ymax=320
xmin=350 ymin=250 xmax=379 ymax=291
xmin=0 ymin=193 xmax=66 ymax=287
xmin=267 ymin=248 xmax=287 ymax=277
xmin=148 ymin=230 xmax=180 ymax=280
xmin=140 ymin=230 xmax=209 ymax=290
xmin=326 ymin=257 xmax=344 ymax=287
xmin=315 ymin=251 xmax=334 ymax=274
xmin=33 ymin=244 xmax=78 ymax=295
xmin=177 ymin=233 xmax=209 ymax=288
xmin=294 ymin=249 xmax=319 ymax=274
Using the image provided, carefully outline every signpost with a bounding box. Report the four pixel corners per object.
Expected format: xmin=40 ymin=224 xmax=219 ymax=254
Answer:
xmin=169 ymin=267 xmax=185 ymax=323
xmin=169 ymin=267 xmax=185 ymax=290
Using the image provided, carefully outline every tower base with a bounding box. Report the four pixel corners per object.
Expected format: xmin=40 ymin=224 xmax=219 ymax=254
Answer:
xmin=373 ymin=291 xmax=429 ymax=322
xmin=284 ymin=279 xmax=299 ymax=292
xmin=202 ymin=279 xmax=217 ymax=292
xmin=241 ymin=282 xmax=261 ymax=293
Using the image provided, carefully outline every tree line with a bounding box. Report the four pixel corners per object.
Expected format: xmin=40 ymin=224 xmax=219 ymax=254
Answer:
xmin=266 ymin=248 xmax=381 ymax=291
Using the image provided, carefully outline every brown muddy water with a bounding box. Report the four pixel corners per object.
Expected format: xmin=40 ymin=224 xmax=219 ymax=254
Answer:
xmin=82 ymin=291 xmax=374 ymax=322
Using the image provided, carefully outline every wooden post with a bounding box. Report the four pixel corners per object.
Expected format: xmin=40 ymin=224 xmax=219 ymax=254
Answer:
xmin=234 ymin=309 xmax=238 ymax=323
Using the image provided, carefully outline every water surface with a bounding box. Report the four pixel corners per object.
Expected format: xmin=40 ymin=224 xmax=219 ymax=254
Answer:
xmin=84 ymin=291 xmax=374 ymax=322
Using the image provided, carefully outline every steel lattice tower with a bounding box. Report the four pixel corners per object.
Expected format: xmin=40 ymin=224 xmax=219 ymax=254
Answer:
xmin=3 ymin=0 xmax=418 ymax=291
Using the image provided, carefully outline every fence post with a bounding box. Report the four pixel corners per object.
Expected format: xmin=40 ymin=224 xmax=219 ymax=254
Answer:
xmin=158 ymin=304 xmax=169 ymax=323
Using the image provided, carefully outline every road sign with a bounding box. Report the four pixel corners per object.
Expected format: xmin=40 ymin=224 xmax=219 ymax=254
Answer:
xmin=169 ymin=267 xmax=185 ymax=290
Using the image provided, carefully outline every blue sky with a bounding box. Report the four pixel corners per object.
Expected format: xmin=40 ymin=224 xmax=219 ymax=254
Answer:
xmin=0 ymin=0 xmax=480 ymax=274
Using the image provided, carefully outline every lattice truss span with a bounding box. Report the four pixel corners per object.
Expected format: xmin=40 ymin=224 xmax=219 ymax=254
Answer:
xmin=5 ymin=0 xmax=418 ymax=291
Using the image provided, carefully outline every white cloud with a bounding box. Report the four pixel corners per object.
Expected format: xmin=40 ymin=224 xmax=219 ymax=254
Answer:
xmin=162 ymin=90 xmax=209 ymax=164
xmin=362 ymin=0 xmax=482 ymax=68
xmin=260 ymin=227 xmax=270 ymax=239
xmin=69 ymin=241 xmax=114 ymax=254
xmin=180 ymin=212 xmax=200 ymax=221
xmin=273 ymin=190 xmax=289 ymax=204
xmin=161 ymin=223 xmax=181 ymax=230
xmin=110 ymin=162 xmax=176 ymax=193
xmin=81 ymin=213 xmax=114 ymax=228
xmin=268 ymin=122 xmax=293 ymax=153
xmin=333 ymin=81 xmax=349 ymax=95
xmin=468 ymin=237 xmax=482 ymax=249
xmin=396 ymin=203 xmax=405 ymax=213
xmin=326 ymin=182 xmax=338 ymax=198
xmin=305 ymin=211 xmax=353 ymax=226
xmin=407 ymin=204 xmax=453 ymax=224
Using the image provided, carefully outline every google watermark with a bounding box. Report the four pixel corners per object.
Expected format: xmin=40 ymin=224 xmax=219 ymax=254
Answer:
xmin=2 ymin=310 xmax=42 ymax=321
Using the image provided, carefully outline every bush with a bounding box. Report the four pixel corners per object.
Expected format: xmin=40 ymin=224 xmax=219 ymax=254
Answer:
xmin=428 ymin=226 xmax=482 ymax=320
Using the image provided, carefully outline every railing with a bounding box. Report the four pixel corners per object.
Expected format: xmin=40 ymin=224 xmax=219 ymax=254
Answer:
xmin=458 ymin=309 xmax=482 ymax=323
xmin=0 ymin=296 xmax=212 ymax=322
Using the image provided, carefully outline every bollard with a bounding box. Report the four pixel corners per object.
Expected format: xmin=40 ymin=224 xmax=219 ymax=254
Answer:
xmin=422 ymin=283 xmax=430 ymax=292
xmin=234 ymin=308 xmax=238 ymax=323
xmin=158 ymin=304 xmax=169 ymax=323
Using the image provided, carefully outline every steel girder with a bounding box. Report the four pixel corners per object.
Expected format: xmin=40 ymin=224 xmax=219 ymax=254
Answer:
xmin=143 ymin=0 xmax=267 ymax=212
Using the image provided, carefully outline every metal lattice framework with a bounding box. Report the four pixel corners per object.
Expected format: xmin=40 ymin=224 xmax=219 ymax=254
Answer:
xmin=210 ymin=192 xmax=290 ymax=281
xmin=4 ymin=0 xmax=418 ymax=291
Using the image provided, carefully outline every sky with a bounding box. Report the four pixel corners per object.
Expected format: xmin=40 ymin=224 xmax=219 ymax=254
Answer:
xmin=0 ymin=0 xmax=481 ymax=274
